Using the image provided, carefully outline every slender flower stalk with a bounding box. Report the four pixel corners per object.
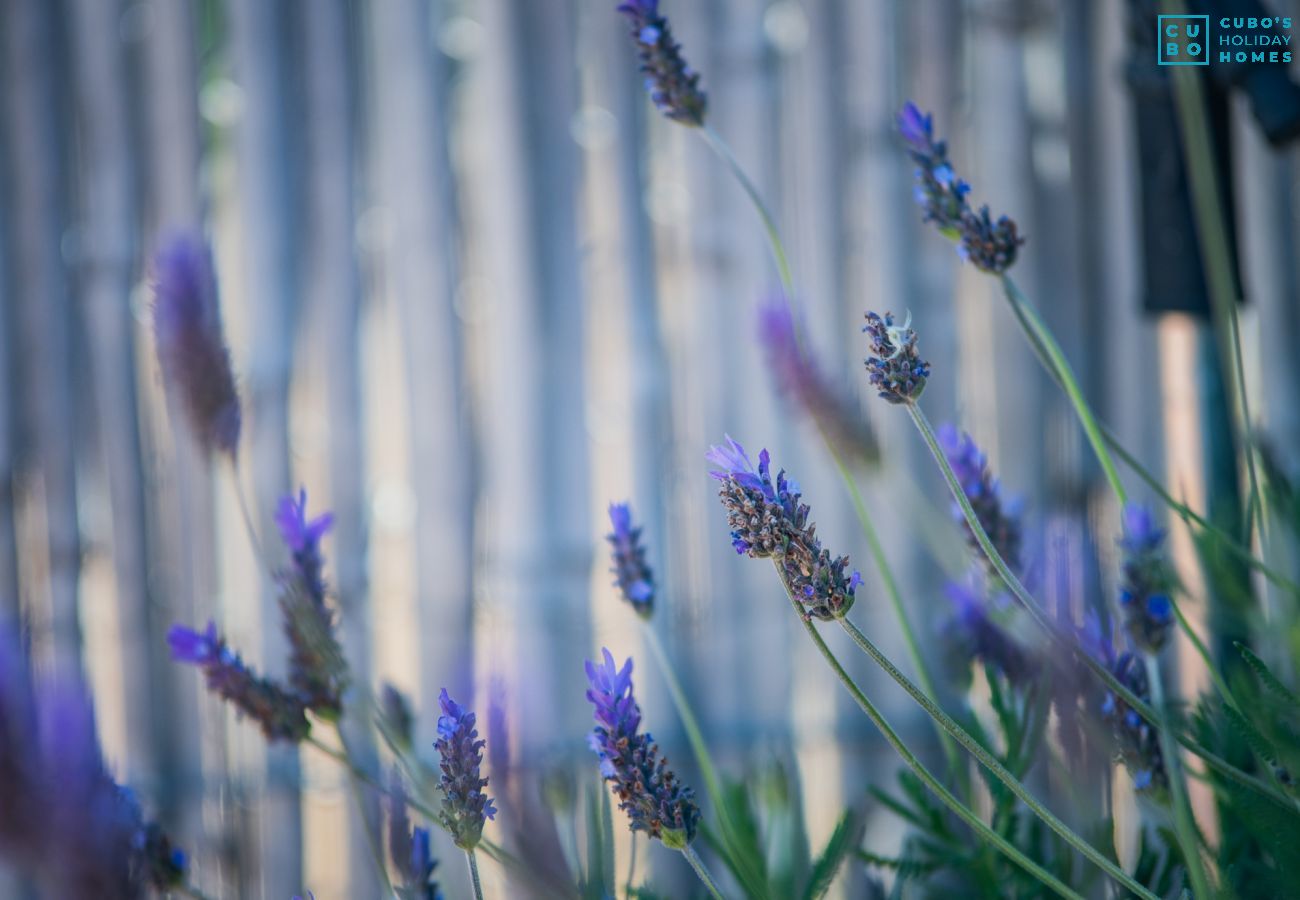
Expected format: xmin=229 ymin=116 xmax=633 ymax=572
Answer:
xmin=607 ymin=502 xmax=655 ymax=617
xmin=167 ymin=621 xmax=310 ymax=742
xmin=616 ymin=0 xmax=706 ymax=126
xmin=151 ymin=231 xmax=242 ymax=458
xmin=435 ymin=690 xmax=497 ymax=851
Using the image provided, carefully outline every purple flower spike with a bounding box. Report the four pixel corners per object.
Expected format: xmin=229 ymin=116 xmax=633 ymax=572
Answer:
xmin=617 ymin=0 xmax=706 ymax=126
xmin=607 ymin=502 xmax=656 ymax=617
xmin=943 ymin=582 xmax=1038 ymax=687
xmin=708 ymin=438 xmax=859 ymax=620
xmin=1100 ymin=652 xmax=1167 ymax=794
xmin=151 ymin=231 xmax=241 ymax=457
xmin=434 ymin=689 xmax=496 ymax=850
xmin=388 ymin=772 xmax=443 ymax=900
xmin=863 ymin=311 xmax=930 ymax=405
xmin=758 ymin=298 xmax=879 ymax=466
xmin=167 ymin=621 xmax=310 ymax=742
xmin=937 ymin=424 xmax=1023 ymax=579
xmin=274 ymin=489 xmax=346 ymax=717
xmin=1116 ymin=503 xmax=1177 ymax=654
xmin=585 ymin=649 xmax=699 ymax=848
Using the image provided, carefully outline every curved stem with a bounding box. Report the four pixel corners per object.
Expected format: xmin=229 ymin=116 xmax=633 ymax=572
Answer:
xmin=999 ymin=276 xmax=1125 ymax=505
xmin=1145 ymin=655 xmax=1213 ymax=898
xmin=466 ymin=849 xmax=485 ymax=900
xmin=905 ymin=401 xmax=1296 ymax=811
xmin=772 ymin=570 xmax=1080 ymax=899
xmin=836 ymin=617 xmax=1158 ymax=900
xmin=681 ymin=844 xmax=726 ymax=900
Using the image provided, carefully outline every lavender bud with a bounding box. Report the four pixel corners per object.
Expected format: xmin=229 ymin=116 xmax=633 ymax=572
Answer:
xmin=585 ymin=649 xmax=700 ymax=848
xmin=943 ymin=582 xmax=1038 ymax=687
xmin=707 ymin=437 xmax=860 ymax=620
xmin=607 ymin=502 xmax=656 ymax=617
xmin=1116 ymin=504 xmax=1177 ymax=654
xmin=896 ymin=102 xmax=1024 ymax=271
xmin=1101 ymin=652 xmax=1166 ymax=794
xmin=617 ymin=0 xmax=706 ymax=126
xmin=863 ymin=311 xmax=930 ymax=405
xmin=937 ymin=425 xmax=1023 ymax=578
xmin=275 ymin=490 xmax=347 ymax=717
xmin=167 ymin=621 xmax=310 ymax=742
xmin=758 ymin=299 xmax=879 ymax=466
xmin=435 ymin=689 xmax=497 ymax=850
xmin=151 ymin=232 xmax=241 ymax=458
xmin=388 ymin=772 xmax=443 ymax=900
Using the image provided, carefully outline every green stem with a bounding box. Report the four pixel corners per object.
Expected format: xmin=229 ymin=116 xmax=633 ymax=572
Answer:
xmin=640 ymin=623 xmax=764 ymax=894
xmin=1145 ymin=655 xmax=1213 ymax=899
xmin=335 ymin=723 xmax=397 ymax=898
xmin=699 ymin=125 xmax=795 ymax=294
xmin=771 ymin=567 xmax=1081 ymax=899
xmin=905 ymin=402 xmax=1296 ymax=811
xmin=466 ymin=848 xmax=485 ymax=900
xmin=999 ymin=275 xmax=1126 ymax=505
xmin=177 ymin=883 xmax=217 ymax=900
xmin=836 ymin=618 xmax=1158 ymax=899
xmin=681 ymin=844 xmax=726 ymax=900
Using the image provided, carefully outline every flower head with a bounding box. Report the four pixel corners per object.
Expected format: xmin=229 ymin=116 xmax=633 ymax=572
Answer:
xmin=863 ymin=311 xmax=930 ymax=405
xmin=151 ymin=232 xmax=241 ymax=457
xmin=1100 ymin=652 xmax=1166 ymax=795
xmin=607 ymin=502 xmax=655 ymax=617
xmin=938 ymin=425 xmax=1023 ymax=578
xmin=275 ymin=489 xmax=347 ymax=717
xmin=617 ymin=0 xmax=706 ymax=126
xmin=1116 ymin=504 xmax=1177 ymax=654
xmin=585 ymin=649 xmax=700 ymax=848
xmin=388 ymin=773 xmax=443 ymax=900
xmin=943 ymin=582 xmax=1038 ymax=687
xmin=167 ymin=621 xmax=310 ymax=742
xmin=434 ymin=689 xmax=497 ymax=849
xmin=758 ymin=299 xmax=879 ymax=466
xmin=896 ymin=103 xmax=1024 ymax=272
xmin=708 ymin=437 xmax=859 ymax=620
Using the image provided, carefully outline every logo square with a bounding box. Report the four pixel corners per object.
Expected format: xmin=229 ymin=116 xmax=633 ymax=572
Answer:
xmin=1158 ymin=15 xmax=1210 ymax=65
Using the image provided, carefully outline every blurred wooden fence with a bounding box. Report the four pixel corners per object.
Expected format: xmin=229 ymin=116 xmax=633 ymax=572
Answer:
xmin=2 ymin=0 xmax=1299 ymax=897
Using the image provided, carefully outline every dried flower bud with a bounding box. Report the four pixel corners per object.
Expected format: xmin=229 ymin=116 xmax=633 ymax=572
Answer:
xmin=863 ymin=311 xmax=930 ymax=405
xmin=617 ymin=0 xmax=706 ymax=125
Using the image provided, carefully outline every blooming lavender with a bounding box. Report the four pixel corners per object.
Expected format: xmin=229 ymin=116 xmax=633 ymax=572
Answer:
xmin=388 ymin=773 xmax=444 ymax=900
xmin=943 ymin=582 xmax=1039 ymax=687
xmin=897 ymin=102 xmax=1024 ymax=273
xmin=1117 ymin=504 xmax=1177 ymax=654
xmin=435 ymin=689 xmax=497 ymax=850
xmin=275 ymin=489 xmax=347 ymax=717
xmin=617 ymin=0 xmax=706 ymax=126
xmin=863 ymin=311 xmax=930 ymax=405
xmin=608 ymin=502 xmax=655 ymax=617
xmin=938 ymin=424 xmax=1023 ymax=578
xmin=758 ymin=299 xmax=879 ymax=466
xmin=707 ymin=436 xmax=860 ymax=620
xmin=152 ymin=231 xmax=242 ymax=457
xmin=0 ymin=629 xmax=189 ymax=897
xmin=168 ymin=621 xmax=310 ymax=742
xmin=1101 ymin=651 xmax=1167 ymax=794
xmin=585 ymin=649 xmax=700 ymax=847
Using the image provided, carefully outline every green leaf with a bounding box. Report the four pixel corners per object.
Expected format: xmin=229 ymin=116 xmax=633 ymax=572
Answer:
xmin=801 ymin=810 xmax=862 ymax=900
xmin=1236 ymin=642 xmax=1300 ymax=709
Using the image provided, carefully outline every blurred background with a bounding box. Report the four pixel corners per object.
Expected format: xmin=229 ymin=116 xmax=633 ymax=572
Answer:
xmin=3 ymin=0 xmax=1300 ymax=897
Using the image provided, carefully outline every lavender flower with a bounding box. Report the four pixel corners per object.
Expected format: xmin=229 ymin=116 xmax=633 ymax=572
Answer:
xmin=388 ymin=773 xmax=443 ymax=900
xmin=617 ymin=0 xmax=706 ymax=126
xmin=896 ymin=102 xmax=1024 ymax=273
xmin=435 ymin=689 xmax=497 ymax=850
xmin=938 ymin=424 xmax=1023 ymax=578
xmin=863 ymin=311 xmax=930 ymax=405
xmin=0 ymin=629 xmax=189 ymax=897
xmin=167 ymin=621 xmax=310 ymax=742
xmin=151 ymin=232 xmax=241 ymax=457
xmin=585 ymin=649 xmax=700 ymax=847
xmin=607 ymin=502 xmax=655 ymax=617
xmin=707 ymin=436 xmax=860 ymax=620
xmin=1116 ymin=504 xmax=1177 ymax=654
xmin=758 ymin=299 xmax=879 ymax=466
xmin=275 ymin=489 xmax=347 ymax=717
xmin=943 ymin=582 xmax=1038 ymax=687
xmin=1101 ymin=652 xmax=1167 ymax=794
